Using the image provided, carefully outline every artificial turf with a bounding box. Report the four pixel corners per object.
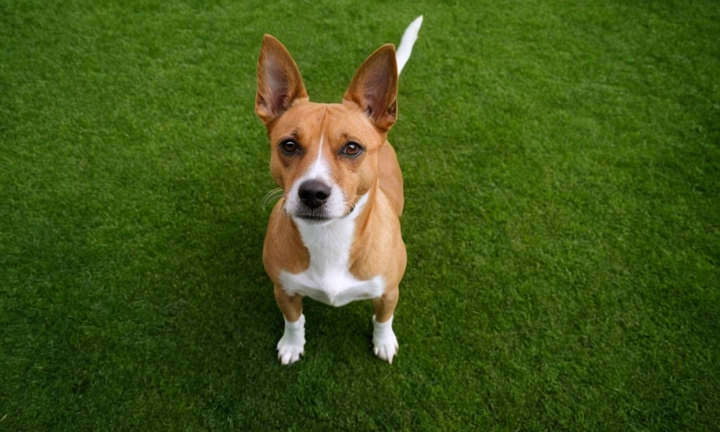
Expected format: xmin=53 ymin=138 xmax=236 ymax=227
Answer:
xmin=1 ymin=0 xmax=719 ymax=430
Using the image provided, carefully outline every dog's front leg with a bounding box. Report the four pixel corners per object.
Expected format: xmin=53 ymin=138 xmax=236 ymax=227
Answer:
xmin=372 ymin=286 xmax=399 ymax=364
xmin=274 ymin=285 xmax=305 ymax=365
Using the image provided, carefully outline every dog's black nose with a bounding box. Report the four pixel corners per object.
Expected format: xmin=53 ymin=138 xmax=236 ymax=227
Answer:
xmin=298 ymin=180 xmax=331 ymax=209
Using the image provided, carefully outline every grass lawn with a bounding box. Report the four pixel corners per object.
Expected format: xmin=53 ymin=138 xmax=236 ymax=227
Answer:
xmin=1 ymin=0 xmax=719 ymax=430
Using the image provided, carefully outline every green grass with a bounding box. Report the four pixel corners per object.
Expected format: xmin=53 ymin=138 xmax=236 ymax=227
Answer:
xmin=2 ymin=0 xmax=719 ymax=430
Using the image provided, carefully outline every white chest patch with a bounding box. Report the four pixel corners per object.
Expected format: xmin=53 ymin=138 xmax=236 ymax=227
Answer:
xmin=279 ymin=193 xmax=386 ymax=307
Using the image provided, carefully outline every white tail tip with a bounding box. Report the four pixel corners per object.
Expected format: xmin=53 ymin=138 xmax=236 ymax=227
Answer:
xmin=396 ymin=15 xmax=423 ymax=76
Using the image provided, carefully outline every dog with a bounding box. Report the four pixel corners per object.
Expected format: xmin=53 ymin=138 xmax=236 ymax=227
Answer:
xmin=254 ymin=16 xmax=423 ymax=365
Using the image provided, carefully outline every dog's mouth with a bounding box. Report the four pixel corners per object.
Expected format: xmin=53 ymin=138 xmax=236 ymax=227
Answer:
xmin=292 ymin=207 xmax=333 ymax=223
xmin=292 ymin=202 xmax=357 ymax=223
xmin=296 ymin=214 xmax=330 ymax=223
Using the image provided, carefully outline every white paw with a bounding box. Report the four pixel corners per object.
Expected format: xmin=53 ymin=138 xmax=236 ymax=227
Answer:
xmin=277 ymin=314 xmax=306 ymax=365
xmin=372 ymin=315 xmax=398 ymax=364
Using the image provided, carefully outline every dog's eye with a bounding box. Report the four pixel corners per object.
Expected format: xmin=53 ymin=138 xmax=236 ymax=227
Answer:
xmin=341 ymin=142 xmax=363 ymax=157
xmin=279 ymin=139 xmax=300 ymax=154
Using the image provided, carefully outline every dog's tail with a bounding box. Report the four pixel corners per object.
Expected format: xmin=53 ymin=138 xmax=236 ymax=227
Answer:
xmin=396 ymin=15 xmax=423 ymax=76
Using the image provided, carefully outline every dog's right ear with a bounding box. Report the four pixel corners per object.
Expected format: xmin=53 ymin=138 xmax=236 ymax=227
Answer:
xmin=256 ymin=35 xmax=308 ymax=126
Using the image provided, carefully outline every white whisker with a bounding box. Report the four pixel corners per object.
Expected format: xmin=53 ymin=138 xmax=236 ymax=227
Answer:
xmin=263 ymin=188 xmax=284 ymax=208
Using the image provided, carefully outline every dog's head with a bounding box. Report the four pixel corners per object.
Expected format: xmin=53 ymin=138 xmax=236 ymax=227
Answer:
xmin=255 ymin=35 xmax=398 ymax=224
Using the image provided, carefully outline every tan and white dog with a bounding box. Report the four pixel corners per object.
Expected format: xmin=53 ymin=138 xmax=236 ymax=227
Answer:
xmin=255 ymin=16 xmax=423 ymax=365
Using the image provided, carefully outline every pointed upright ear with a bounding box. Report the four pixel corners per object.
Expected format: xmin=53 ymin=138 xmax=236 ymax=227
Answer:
xmin=256 ymin=35 xmax=308 ymax=126
xmin=343 ymin=44 xmax=399 ymax=132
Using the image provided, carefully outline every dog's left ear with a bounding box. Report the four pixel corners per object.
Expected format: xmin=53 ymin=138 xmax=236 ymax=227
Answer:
xmin=343 ymin=44 xmax=399 ymax=132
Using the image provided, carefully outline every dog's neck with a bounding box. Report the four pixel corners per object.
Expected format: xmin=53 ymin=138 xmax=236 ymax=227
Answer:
xmin=292 ymin=188 xmax=372 ymax=273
